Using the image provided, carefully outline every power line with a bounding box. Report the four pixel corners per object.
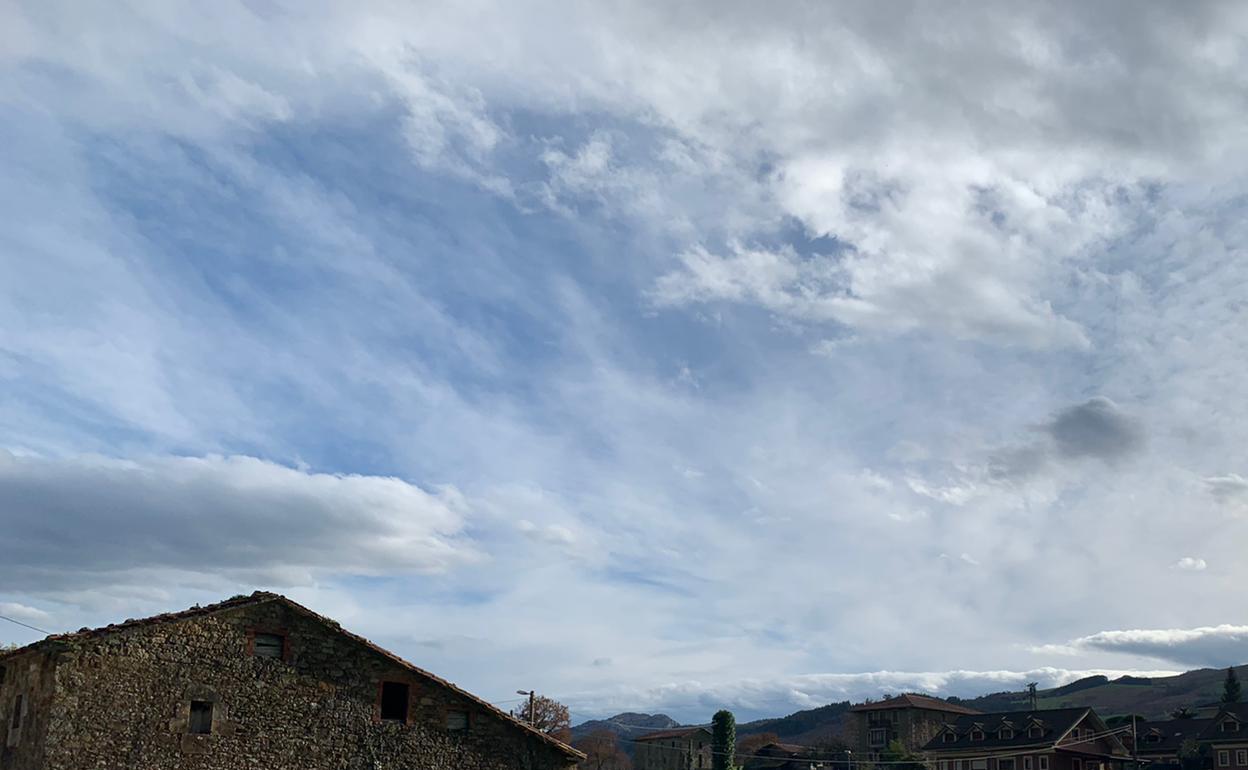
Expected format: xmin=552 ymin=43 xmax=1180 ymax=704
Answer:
xmin=0 ymin=613 xmax=53 ymax=636
xmin=614 ymin=724 xmax=1135 ymax=766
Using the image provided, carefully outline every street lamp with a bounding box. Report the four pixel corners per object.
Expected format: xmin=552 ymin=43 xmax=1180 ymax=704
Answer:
xmin=517 ymin=690 xmax=535 ymax=725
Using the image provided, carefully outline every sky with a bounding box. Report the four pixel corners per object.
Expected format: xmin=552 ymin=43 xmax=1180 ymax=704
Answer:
xmin=3 ymin=0 xmax=1248 ymax=725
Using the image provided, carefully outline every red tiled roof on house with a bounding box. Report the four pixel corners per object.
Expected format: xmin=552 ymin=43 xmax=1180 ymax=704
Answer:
xmin=849 ymin=693 xmax=981 ymax=715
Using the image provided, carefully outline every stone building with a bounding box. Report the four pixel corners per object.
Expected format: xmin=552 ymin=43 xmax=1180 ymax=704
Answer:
xmin=0 ymin=592 xmax=583 ymax=770
xmin=633 ymin=726 xmax=713 ymax=770
xmin=848 ymin=693 xmax=981 ymax=760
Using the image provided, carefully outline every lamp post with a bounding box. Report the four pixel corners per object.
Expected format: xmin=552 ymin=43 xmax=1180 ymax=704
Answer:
xmin=517 ymin=690 xmax=535 ymax=725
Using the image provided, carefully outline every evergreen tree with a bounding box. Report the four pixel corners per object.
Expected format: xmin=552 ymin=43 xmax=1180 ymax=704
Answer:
xmin=1224 ymin=667 xmax=1242 ymax=704
xmin=712 ymin=710 xmax=736 ymax=770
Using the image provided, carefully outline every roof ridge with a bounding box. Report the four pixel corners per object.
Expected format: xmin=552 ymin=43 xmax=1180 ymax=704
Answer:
xmin=0 ymin=591 xmax=583 ymax=761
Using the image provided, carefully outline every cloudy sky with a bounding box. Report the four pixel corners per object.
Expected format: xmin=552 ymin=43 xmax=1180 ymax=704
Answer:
xmin=4 ymin=0 xmax=1248 ymax=723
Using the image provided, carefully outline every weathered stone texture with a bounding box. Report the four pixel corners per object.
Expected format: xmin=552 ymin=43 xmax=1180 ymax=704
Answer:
xmin=1 ymin=595 xmax=579 ymax=770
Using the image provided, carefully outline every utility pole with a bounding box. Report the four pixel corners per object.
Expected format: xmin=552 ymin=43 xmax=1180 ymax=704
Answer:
xmin=1027 ymin=683 xmax=1038 ymax=711
xmin=516 ymin=690 xmax=535 ymax=725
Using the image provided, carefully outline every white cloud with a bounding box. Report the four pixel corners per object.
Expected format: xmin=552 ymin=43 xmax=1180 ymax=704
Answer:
xmin=0 ymin=452 xmax=478 ymax=601
xmin=0 ymin=602 xmax=52 ymax=625
xmin=1174 ymin=557 xmax=1208 ymax=572
xmin=1205 ymin=474 xmax=1248 ymax=503
xmin=1033 ymin=625 xmax=1248 ymax=668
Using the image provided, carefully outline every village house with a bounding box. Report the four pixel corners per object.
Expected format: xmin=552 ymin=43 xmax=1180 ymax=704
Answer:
xmin=849 ymin=693 xmax=982 ymax=760
xmin=633 ymin=726 xmax=713 ymax=770
xmin=1130 ymin=717 xmax=1213 ymax=767
xmin=1202 ymin=704 xmax=1248 ymax=770
xmin=922 ymin=707 xmax=1130 ymax=770
xmin=0 ymin=592 xmax=583 ymax=770
xmin=741 ymin=741 xmax=824 ymax=770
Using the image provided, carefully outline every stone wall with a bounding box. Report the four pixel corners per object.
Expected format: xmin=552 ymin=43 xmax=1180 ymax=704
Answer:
xmin=1 ymin=647 xmax=57 ymax=770
xmin=3 ymin=598 xmax=577 ymax=770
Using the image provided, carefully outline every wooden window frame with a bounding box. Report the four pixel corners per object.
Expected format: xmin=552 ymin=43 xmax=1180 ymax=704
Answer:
xmin=246 ymin=627 xmax=291 ymax=662
xmin=443 ymin=706 xmax=471 ymax=733
xmin=188 ymin=700 xmax=214 ymax=735
xmin=1218 ymin=752 xmax=1230 ymax=768
xmin=1038 ymin=756 xmax=1049 ymax=770
xmin=375 ymin=680 xmax=414 ymax=725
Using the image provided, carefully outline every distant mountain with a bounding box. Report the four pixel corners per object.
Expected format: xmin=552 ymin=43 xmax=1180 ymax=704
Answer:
xmin=950 ymin=665 xmax=1244 ymax=718
xmin=575 ymin=664 xmax=1247 ymax=751
xmin=570 ymin=712 xmax=682 ymax=744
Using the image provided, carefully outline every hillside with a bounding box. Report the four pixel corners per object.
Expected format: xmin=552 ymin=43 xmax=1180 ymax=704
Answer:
xmin=736 ymin=701 xmax=854 ymax=746
xmin=951 ymin=665 xmax=1244 ymax=718
xmin=574 ymin=664 xmax=1248 ymax=750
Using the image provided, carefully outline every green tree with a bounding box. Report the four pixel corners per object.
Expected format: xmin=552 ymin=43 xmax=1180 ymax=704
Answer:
xmin=1179 ymin=737 xmax=1209 ymax=770
xmin=1224 ymin=667 xmax=1242 ymax=704
xmin=712 ymin=710 xmax=737 ymax=770
xmin=879 ymin=739 xmax=925 ymax=770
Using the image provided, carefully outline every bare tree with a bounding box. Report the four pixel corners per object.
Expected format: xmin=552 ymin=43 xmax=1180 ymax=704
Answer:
xmin=511 ymin=694 xmax=572 ymax=743
xmin=577 ymin=729 xmax=633 ymax=770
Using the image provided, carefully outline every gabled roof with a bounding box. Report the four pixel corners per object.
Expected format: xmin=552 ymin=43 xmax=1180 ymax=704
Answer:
xmin=635 ymin=726 xmax=713 ymax=742
xmin=923 ymin=708 xmax=1103 ymax=753
xmin=1134 ymin=719 xmax=1214 ymax=753
xmin=1200 ymin=704 xmax=1248 ymax=744
xmin=850 ymin=693 xmax=981 ymax=715
xmin=0 ymin=591 xmax=583 ymax=760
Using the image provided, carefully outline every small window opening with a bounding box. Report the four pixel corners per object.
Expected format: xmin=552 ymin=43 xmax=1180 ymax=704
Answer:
xmin=944 ymin=731 xmax=957 ymax=743
xmin=971 ymin=729 xmax=985 ymax=741
xmin=188 ymin=701 xmax=213 ymax=735
xmin=11 ymin=694 xmax=23 ymax=729
xmin=446 ymin=709 xmax=469 ymax=732
xmin=254 ymin=632 xmax=285 ymax=659
xmin=0 ymin=664 xmax=6 ymax=685
xmin=380 ymin=681 xmax=410 ymax=722
xmin=1146 ymin=734 xmax=1162 ymax=743
xmin=1029 ymin=726 xmax=1043 ymax=738
xmin=1001 ymin=728 xmax=1015 ymax=740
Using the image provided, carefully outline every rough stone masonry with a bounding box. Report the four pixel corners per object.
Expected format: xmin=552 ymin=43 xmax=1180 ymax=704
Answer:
xmin=0 ymin=592 xmax=583 ymax=770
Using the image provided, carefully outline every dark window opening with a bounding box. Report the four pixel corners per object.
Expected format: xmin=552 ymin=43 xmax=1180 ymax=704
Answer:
xmin=254 ymin=632 xmax=285 ymax=659
xmin=1029 ymin=727 xmax=1043 ymax=738
xmin=944 ymin=732 xmax=957 ymax=743
xmin=0 ymin=664 xmax=6 ymax=684
xmin=11 ymin=694 xmax=22 ymax=729
xmin=380 ymin=682 xmax=410 ymax=722
xmin=446 ymin=709 xmax=469 ymax=731
xmin=1146 ymin=734 xmax=1162 ymax=743
xmin=189 ymin=701 xmax=214 ymax=735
